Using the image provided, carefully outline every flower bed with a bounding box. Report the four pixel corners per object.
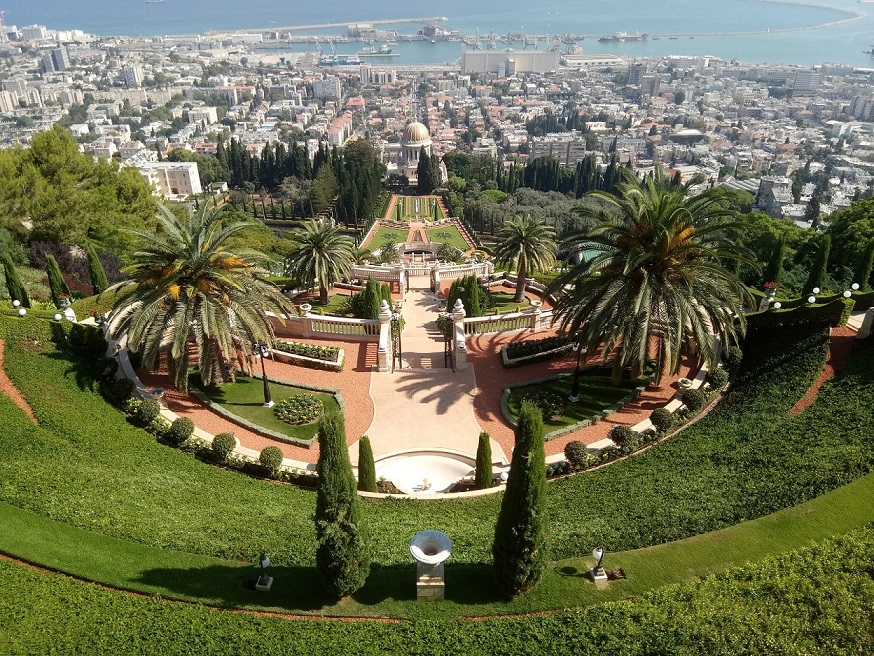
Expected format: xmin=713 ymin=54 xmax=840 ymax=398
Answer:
xmin=274 ymin=395 xmax=324 ymax=425
xmin=272 ymin=339 xmax=344 ymax=372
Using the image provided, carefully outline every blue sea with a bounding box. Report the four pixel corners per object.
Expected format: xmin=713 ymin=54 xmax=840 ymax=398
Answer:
xmin=7 ymin=0 xmax=874 ymax=67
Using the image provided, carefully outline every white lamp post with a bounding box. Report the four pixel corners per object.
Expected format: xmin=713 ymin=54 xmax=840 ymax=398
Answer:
xmin=591 ymin=545 xmax=607 ymax=581
xmin=808 ymin=296 xmax=816 ymax=304
xmin=852 ymin=283 xmax=860 ymax=291
xmin=53 ymin=313 xmax=62 ymax=321
xmin=844 ymin=290 xmax=852 ymax=299
xmin=812 ymin=287 xmax=821 ymax=294
xmin=17 ymin=308 xmax=26 ymax=317
xmin=12 ymin=300 xmax=20 ymax=308
xmin=773 ymin=302 xmax=782 ymax=309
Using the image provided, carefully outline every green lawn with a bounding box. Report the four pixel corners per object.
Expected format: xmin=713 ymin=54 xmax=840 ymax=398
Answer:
xmin=195 ymin=375 xmax=340 ymax=442
xmin=426 ymin=225 xmax=469 ymax=251
xmin=307 ymin=293 xmax=352 ymax=316
xmin=369 ymin=226 xmax=408 ymax=248
xmin=486 ymin=290 xmax=534 ymax=313
xmin=506 ymin=370 xmax=641 ymax=429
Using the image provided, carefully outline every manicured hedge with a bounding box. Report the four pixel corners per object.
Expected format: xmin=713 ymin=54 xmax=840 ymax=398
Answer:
xmin=2 ymin=527 xmax=873 ymax=654
xmin=274 ymin=339 xmax=339 ymax=363
xmin=3 ymin=315 xmax=874 ymax=567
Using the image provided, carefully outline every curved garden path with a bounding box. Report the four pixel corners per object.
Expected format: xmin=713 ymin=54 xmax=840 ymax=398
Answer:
xmin=789 ymin=325 xmax=857 ymax=415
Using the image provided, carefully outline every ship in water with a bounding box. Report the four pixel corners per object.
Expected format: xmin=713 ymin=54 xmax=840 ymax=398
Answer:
xmin=357 ymin=43 xmax=397 ymax=57
xmin=598 ymin=30 xmax=648 ymax=42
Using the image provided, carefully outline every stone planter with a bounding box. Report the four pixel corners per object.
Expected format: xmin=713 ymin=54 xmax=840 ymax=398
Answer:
xmin=677 ymin=377 xmax=693 ymax=392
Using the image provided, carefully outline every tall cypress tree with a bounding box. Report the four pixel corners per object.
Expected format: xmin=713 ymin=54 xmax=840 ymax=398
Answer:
xmin=86 ymin=244 xmax=109 ymax=295
xmin=357 ymin=435 xmax=376 ymax=492
xmin=44 ymin=254 xmax=71 ymax=309
xmin=475 ymin=431 xmax=493 ymax=490
xmin=315 ymin=411 xmax=371 ymax=598
xmin=761 ymin=234 xmax=785 ymax=289
xmin=1 ymin=251 xmax=29 ymax=308
xmin=802 ymin=234 xmax=831 ymax=296
xmin=853 ymin=241 xmax=874 ymax=290
xmin=492 ymin=400 xmax=549 ymax=597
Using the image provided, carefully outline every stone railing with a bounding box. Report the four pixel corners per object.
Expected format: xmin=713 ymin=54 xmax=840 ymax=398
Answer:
xmin=461 ymin=303 xmax=553 ymax=335
xmin=268 ymin=307 xmax=380 ymax=342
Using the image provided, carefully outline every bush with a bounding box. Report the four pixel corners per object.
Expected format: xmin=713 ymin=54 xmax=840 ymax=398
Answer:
xmin=96 ymin=357 xmax=118 ymax=382
xmin=259 ymin=446 xmax=284 ymax=477
xmin=357 ymin=436 xmax=376 ymax=492
xmin=650 ymin=407 xmax=675 ymax=433
xmin=274 ymin=339 xmax=340 ymax=362
xmin=564 ymin=440 xmax=593 ymax=470
xmin=149 ymin=417 xmax=170 ymax=438
xmin=167 ymin=417 xmax=194 ymax=445
xmin=609 ymin=425 xmax=634 ymax=447
xmin=211 ymin=433 xmax=236 ymax=463
xmin=724 ymin=345 xmax=743 ymax=371
xmin=109 ymin=378 xmax=135 ymax=405
xmin=681 ymin=388 xmax=706 ymax=413
xmin=135 ymin=397 xmax=161 ymax=425
xmin=505 ymin=334 xmax=573 ymax=360
xmin=528 ymin=391 xmax=565 ymax=422
xmin=475 ymin=431 xmax=493 ymax=489
xmin=706 ymin=367 xmax=729 ymax=389
xmin=274 ymin=395 xmax=324 ymax=425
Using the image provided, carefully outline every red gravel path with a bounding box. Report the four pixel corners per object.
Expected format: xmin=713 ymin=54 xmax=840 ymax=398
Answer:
xmin=0 ymin=339 xmax=36 ymax=423
xmin=789 ymin=326 xmax=857 ymax=415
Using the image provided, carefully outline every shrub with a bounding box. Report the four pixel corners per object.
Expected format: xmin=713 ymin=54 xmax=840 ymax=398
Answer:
xmin=1 ymin=252 xmax=30 ymax=308
xmin=85 ymin=244 xmax=109 ymax=295
xmin=109 ymin=378 xmax=135 ymax=405
xmin=528 ymin=391 xmax=565 ymax=422
xmin=564 ymin=440 xmax=593 ymax=470
xmin=315 ymin=412 xmax=371 ymax=598
xmin=493 ymin=400 xmax=549 ymax=597
xmin=609 ymin=425 xmax=634 ymax=447
xmin=357 ymin=436 xmax=376 ymax=492
xmin=167 ymin=417 xmax=195 ymax=445
xmin=274 ymin=339 xmax=340 ymax=362
xmin=475 ymin=431 xmax=493 ymax=489
xmin=149 ymin=417 xmax=170 ymax=438
xmin=44 ymin=254 xmax=71 ymax=309
xmin=135 ymin=397 xmax=161 ymax=425
xmin=505 ymin=334 xmax=573 ymax=360
xmin=211 ymin=433 xmax=236 ymax=463
xmin=96 ymin=357 xmax=118 ymax=382
xmin=650 ymin=407 xmax=675 ymax=433
xmin=274 ymin=395 xmax=324 ymax=425
xmin=724 ymin=345 xmax=743 ymax=371
xmin=258 ymin=446 xmax=284 ymax=477
xmin=682 ymin=388 xmax=706 ymax=413
xmin=706 ymin=367 xmax=729 ymax=389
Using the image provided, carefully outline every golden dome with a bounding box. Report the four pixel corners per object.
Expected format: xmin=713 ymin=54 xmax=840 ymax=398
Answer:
xmin=403 ymin=121 xmax=430 ymax=143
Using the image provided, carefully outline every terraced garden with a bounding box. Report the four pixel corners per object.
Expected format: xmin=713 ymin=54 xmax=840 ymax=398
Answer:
xmin=2 ymin=312 xmax=874 ymax=652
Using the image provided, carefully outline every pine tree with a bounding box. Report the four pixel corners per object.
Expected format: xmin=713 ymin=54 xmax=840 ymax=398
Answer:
xmin=1 ymin=251 xmax=29 ymax=308
xmin=357 ymin=435 xmax=376 ymax=492
xmin=86 ymin=244 xmax=109 ymax=295
xmin=492 ymin=400 xmax=549 ymax=597
xmin=802 ymin=234 xmax=831 ymax=296
xmin=315 ymin=411 xmax=371 ymax=598
xmin=45 ymin=254 xmax=71 ymax=309
xmin=761 ymin=234 xmax=785 ymax=289
xmin=475 ymin=431 xmax=493 ymax=490
xmin=853 ymin=241 xmax=874 ymax=290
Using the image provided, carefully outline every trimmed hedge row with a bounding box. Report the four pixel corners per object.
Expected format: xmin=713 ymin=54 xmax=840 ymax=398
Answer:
xmin=273 ymin=339 xmax=340 ymax=363
xmin=2 ymin=527 xmax=873 ymax=655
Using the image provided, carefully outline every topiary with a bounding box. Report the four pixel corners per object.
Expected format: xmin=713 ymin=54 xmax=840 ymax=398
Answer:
xmin=564 ymin=440 xmax=592 ymax=470
xmin=706 ymin=367 xmax=729 ymax=389
xmin=475 ymin=431 xmax=493 ymax=489
xmin=724 ymin=345 xmax=743 ymax=371
xmin=259 ymin=445 xmax=284 ymax=477
xmin=211 ymin=432 xmax=237 ymax=463
xmin=135 ymin=397 xmax=161 ymax=425
xmin=357 ymin=436 xmax=376 ymax=492
xmin=609 ymin=424 xmax=634 ymax=447
xmin=167 ymin=417 xmax=195 ymax=445
xmin=682 ymin=388 xmax=706 ymax=413
xmin=109 ymin=378 xmax=136 ymax=405
xmin=650 ymin=407 xmax=674 ymax=434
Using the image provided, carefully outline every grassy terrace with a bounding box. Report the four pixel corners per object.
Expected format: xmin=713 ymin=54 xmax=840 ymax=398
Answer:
xmin=2 ymin=315 xmax=874 ymax=571
xmin=369 ymin=226 xmax=408 ymax=248
xmin=194 ymin=375 xmax=340 ymax=442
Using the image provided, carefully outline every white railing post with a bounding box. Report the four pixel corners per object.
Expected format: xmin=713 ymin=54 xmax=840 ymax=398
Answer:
xmin=529 ymin=300 xmax=542 ymax=332
xmin=431 ymin=266 xmax=441 ymax=293
xmin=452 ymin=298 xmax=467 ymax=371
xmin=377 ymin=300 xmax=393 ymax=372
xmin=299 ymin=303 xmax=313 ymax=338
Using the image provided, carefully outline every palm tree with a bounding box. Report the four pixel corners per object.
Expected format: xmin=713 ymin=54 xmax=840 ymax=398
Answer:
xmin=285 ymin=219 xmax=355 ymax=305
xmin=549 ymin=166 xmax=754 ymax=384
xmin=492 ymin=215 xmax=557 ymax=303
xmin=108 ymin=204 xmax=295 ymax=392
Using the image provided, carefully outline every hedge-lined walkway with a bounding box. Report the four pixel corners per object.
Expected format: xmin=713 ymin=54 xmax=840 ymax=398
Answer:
xmin=790 ymin=326 xmax=857 ymax=415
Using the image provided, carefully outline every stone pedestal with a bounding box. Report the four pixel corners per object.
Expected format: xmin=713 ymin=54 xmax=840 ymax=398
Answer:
xmin=255 ymin=575 xmax=273 ymax=592
xmin=416 ymin=562 xmax=445 ymax=601
xmin=590 ymin=567 xmax=608 ymax=582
